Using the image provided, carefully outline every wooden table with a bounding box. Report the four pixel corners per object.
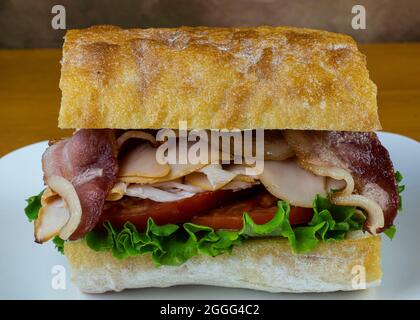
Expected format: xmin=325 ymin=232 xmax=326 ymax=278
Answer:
xmin=1 ymin=44 xmax=419 ymax=156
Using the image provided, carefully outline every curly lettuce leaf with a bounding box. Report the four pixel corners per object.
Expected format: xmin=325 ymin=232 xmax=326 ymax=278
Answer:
xmin=85 ymin=196 xmax=364 ymax=266
xmin=383 ymin=171 xmax=404 ymax=240
xmin=311 ymin=195 xmax=365 ymax=242
xmin=395 ymin=171 xmax=405 ymax=212
xmin=24 ymin=189 xmax=44 ymax=222
xmin=52 ymin=236 xmax=65 ymax=254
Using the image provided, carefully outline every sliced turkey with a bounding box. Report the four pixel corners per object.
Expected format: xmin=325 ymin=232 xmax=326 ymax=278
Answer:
xmin=283 ymin=130 xmax=399 ymax=233
xmin=258 ymin=158 xmax=329 ymax=208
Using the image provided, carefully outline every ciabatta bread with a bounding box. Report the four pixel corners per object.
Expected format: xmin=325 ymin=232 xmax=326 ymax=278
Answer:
xmin=64 ymin=232 xmax=381 ymax=293
xmin=59 ymin=25 xmax=380 ymax=131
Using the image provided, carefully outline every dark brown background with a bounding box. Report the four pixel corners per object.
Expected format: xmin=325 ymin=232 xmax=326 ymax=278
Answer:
xmin=1 ymin=0 xmax=420 ymax=48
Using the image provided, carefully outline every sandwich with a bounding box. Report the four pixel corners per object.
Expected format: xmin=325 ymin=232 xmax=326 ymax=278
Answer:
xmin=25 ymin=25 xmax=404 ymax=293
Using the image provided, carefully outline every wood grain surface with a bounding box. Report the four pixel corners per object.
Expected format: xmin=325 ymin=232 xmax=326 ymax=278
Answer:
xmin=0 ymin=44 xmax=419 ymax=156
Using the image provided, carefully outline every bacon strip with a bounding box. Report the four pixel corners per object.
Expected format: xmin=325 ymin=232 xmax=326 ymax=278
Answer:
xmin=283 ymin=130 xmax=399 ymax=232
xmin=42 ymin=129 xmax=118 ymax=240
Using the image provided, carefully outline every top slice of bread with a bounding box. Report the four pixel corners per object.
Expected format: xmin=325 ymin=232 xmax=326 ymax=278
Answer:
xmin=58 ymin=25 xmax=380 ymax=131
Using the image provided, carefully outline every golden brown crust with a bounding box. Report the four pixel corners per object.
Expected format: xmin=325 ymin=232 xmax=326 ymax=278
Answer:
xmin=64 ymin=233 xmax=382 ymax=293
xmin=59 ymin=25 xmax=380 ymax=131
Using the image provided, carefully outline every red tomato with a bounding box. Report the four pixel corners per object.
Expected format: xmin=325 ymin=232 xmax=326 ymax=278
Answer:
xmin=98 ymin=187 xmax=313 ymax=232
xmin=98 ymin=189 xmax=251 ymax=231
xmin=191 ymin=206 xmax=313 ymax=230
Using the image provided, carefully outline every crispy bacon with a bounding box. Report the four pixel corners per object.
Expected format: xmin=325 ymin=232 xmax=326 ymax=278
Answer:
xmin=42 ymin=129 xmax=118 ymax=240
xmin=283 ymin=130 xmax=399 ymax=232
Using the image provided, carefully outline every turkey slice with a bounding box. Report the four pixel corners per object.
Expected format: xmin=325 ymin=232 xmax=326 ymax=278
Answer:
xmin=185 ymin=164 xmax=237 ymax=191
xmin=222 ymin=178 xmax=259 ymax=191
xmin=152 ymin=181 xmax=203 ymax=193
xmin=302 ymin=163 xmax=355 ymax=197
xmin=120 ymin=162 xmax=207 ymax=184
xmin=258 ymin=159 xmax=329 ymax=208
xmin=106 ymin=182 xmax=127 ymax=201
xmin=126 ymin=184 xmax=201 ymax=202
xmin=117 ymin=130 xmax=157 ymax=148
xmin=224 ymin=164 xmax=259 ymax=181
xmin=35 ymin=197 xmax=70 ymax=243
xmin=119 ymin=143 xmax=170 ymax=178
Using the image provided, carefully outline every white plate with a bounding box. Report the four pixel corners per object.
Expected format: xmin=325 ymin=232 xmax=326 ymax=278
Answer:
xmin=0 ymin=132 xmax=419 ymax=299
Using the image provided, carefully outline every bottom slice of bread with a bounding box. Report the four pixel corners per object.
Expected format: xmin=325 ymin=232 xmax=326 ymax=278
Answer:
xmin=64 ymin=232 xmax=382 ymax=294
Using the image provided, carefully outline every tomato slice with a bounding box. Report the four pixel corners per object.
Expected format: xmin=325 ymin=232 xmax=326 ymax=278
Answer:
xmin=191 ymin=206 xmax=313 ymax=230
xmin=98 ymin=187 xmax=314 ymax=232
xmin=98 ymin=188 xmax=253 ymax=231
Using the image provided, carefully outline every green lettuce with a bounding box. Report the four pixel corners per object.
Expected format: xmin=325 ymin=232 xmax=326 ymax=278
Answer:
xmin=52 ymin=236 xmax=65 ymax=254
xmin=384 ymin=225 xmax=397 ymax=240
xmin=395 ymin=171 xmax=405 ymax=212
xmin=383 ymin=171 xmax=405 ymax=240
xmin=24 ymin=189 xmax=44 ymax=222
xmin=85 ymin=195 xmax=365 ymax=266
